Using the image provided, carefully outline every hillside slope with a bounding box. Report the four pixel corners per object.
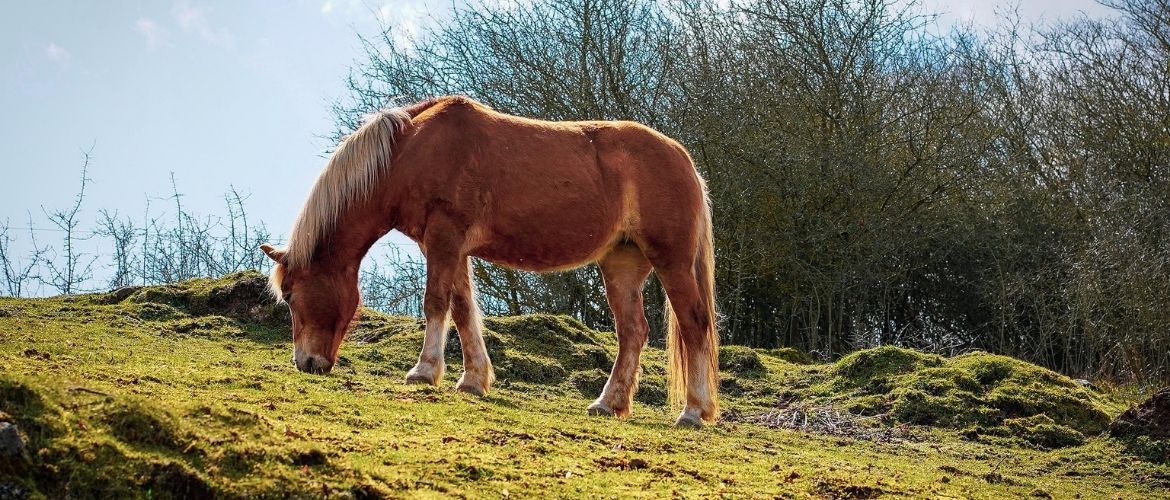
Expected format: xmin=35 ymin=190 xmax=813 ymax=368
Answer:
xmin=0 ymin=272 xmax=1167 ymax=498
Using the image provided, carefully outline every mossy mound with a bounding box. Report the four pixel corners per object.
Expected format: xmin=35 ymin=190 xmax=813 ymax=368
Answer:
xmin=344 ymin=312 xmax=616 ymax=387
xmin=469 ymin=315 xmax=614 ymax=385
xmin=813 ymin=348 xmax=1111 ymax=446
xmin=832 ymin=346 xmax=944 ymax=387
xmin=482 ymin=315 xmax=613 ymax=373
xmin=1000 ymin=415 xmax=1086 ymax=449
xmin=0 ymin=375 xmax=216 ymax=498
xmin=762 ymin=347 xmax=812 ymax=365
xmin=719 ymin=345 xmax=765 ymax=377
xmin=98 ymin=270 xmax=288 ymax=326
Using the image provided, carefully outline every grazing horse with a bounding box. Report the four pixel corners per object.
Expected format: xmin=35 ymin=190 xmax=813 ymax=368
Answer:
xmin=260 ymin=96 xmax=718 ymax=425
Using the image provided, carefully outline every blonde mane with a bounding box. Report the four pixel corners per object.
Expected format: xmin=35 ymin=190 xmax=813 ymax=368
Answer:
xmin=282 ymin=107 xmax=411 ymax=271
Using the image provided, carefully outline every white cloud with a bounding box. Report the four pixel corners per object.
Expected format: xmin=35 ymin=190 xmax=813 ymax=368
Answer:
xmin=321 ymin=1 xmax=335 ymax=15
xmin=375 ymin=1 xmax=429 ymax=46
xmin=44 ymin=42 xmax=70 ymax=62
xmin=136 ymin=18 xmax=166 ymax=50
xmin=172 ymin=0 xmax=233 ymax=48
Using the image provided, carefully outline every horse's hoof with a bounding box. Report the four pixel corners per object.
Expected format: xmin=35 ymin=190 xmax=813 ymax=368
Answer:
xmin=587 ymin=402 xmax=615 ymax=417
xmin=674 ymin=413 xmax=703 ymax=428
xmin=456 ymin=381 xmax=487 ymax=396
xmin=405 ymin=371 xmax=436 ymax=385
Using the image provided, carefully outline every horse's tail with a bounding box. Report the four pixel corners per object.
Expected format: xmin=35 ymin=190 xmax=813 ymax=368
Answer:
xmin=666 ymin=187 xmax=720 ymax=421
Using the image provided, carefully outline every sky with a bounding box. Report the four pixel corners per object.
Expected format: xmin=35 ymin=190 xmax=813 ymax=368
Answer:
xmin=0 ymin=0 xmax=1117 ymax=291
xmin=1 ymin=1 xmax=441 ymax=250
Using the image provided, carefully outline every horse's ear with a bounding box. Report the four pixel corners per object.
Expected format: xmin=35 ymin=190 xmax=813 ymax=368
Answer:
xmin=260 ymin=243 xmax=286 ymax=263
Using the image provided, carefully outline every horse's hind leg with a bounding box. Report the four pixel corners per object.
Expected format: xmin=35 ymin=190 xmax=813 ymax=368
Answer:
xmin=450 ymin=256 xmax=494 ymax=395
xmin=656 ymin=266 xmax=718 ymax=426
xmin=588 ymin=244 xmax=652 ymax=418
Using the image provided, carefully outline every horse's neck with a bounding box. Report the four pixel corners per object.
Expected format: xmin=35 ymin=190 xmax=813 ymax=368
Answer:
xmin=338 ymin=196 xmax=400 ymax=265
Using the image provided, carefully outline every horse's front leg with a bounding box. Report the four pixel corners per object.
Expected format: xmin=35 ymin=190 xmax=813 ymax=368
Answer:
xmin=405 ymin=238 xmax=462 ymax=386
xmin=450 ymin=256 xmax=494 ymax=395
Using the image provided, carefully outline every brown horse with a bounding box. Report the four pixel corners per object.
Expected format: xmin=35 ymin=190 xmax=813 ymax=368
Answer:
xmin=260 ymin=96 xmax=718 ymax=425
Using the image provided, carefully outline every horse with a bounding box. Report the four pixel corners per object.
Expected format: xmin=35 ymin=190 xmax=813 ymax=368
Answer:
xmin=260 ymin=96 xmax=719 ymax=426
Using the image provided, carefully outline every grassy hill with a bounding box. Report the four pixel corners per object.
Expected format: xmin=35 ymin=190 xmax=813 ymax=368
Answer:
xmin=0 ymin=272 xmax=1167 ymax=498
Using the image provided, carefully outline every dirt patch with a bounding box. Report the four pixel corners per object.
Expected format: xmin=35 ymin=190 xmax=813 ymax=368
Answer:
xmin=813 ymin=478 xmax=884 ymax=499
xmin=1109 ymin=387 xmax=1170 ymax=463
xmin=595 ymin=455 xmax=649 ymax=471
xmin=1109 ymin=387 xmax=1170 ymax=441
xmin=291 ymin=448 xmax=328 ymax=466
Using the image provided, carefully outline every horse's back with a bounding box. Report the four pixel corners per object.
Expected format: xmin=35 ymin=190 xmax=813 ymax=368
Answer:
xmin=402 ymin=100 xmax=703 ymax=270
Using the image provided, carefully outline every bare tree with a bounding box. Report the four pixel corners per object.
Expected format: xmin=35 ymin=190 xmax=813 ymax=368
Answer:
xmin=39 ymin=147 xmax=97 ymax=294
xmin=0 ymin=219 xmax=45 ymax=297
xmin=94 ymin=209 xmax=138 ymax=289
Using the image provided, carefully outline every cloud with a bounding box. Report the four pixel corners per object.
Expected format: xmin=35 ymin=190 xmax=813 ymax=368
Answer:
xmin=321 ymin=1 xmax=335 ymax=15
xmin=172 ymin=0 xmax=233 ymax=48
xmin=44 ymin=42 xmax=70 ymax=62
xmin=136 ymin=18 xmax=166 ymax=50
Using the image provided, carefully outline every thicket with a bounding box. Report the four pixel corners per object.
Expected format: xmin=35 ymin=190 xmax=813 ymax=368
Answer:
xmin=334 ymin=0 xmax=1170 ymax=385
xmin=3 ymin=0 xmax=1168 ymax=387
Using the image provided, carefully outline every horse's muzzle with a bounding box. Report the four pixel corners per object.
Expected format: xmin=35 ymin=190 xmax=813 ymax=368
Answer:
xmin=294 ymin=354 xmax=333 ymax=374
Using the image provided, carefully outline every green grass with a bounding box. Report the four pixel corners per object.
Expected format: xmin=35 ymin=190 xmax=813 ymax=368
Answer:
xmin=0 ymin=272 xmax=1167 ymax=498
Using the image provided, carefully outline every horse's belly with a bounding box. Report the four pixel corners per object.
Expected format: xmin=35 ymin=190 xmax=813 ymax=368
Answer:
xmin=470 ymin=217 xmax=617 ymax=272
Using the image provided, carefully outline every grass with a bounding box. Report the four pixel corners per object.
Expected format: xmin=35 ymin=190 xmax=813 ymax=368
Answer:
xmin=0 ymin=271 xmax=1167 ymax=498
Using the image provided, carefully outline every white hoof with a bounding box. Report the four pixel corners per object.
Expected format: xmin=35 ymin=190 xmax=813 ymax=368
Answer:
xmin=587 ymin=401 xmax=615 ymax=417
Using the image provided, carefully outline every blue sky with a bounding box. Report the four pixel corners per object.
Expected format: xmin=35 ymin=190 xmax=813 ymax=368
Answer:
xmin=0 ymin=0 xmax=1115 ymax=291
xmin=1 ymin=1 xmax=439 ymax=251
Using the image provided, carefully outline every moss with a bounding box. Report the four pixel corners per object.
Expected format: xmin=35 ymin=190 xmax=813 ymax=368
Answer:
xmin=719 ymin=345 xmax=765 ymax=377
xmin=832 ymin=346 xmax=944 ymax=387
xmin=888 ymin=368 xmax=992 ymax=426
xmin=142 ymin=461 xmax=215 ymax=499
xmin=825 ymin=350 xmax=1111 ymax=437
xmin=0 ymin=273 xmax=1164 ymax=498
xmin=122 ymin=302 xmax=186 ymax=321
xmin=125 ymin=270 xmax=287 ymax=325
xmin=35 ymin=440 xmax=158 ymax=497
xmin=497 ymin=350 xmax=567 ymax=384
xmin=159 ymin=315 xmax=244 ymax=339
xmin=764 ymin=347 xmax=812 ymax=365
xmin=953 ymin=353 xmax=1110 ymax=434
xmin=571 ymin=369 xmax=607 ymax=397
xmin=1002 ymin=415 xmax=1086 ymax=449
xmin=290 ymin=448 xmax=328 ymax=467
xmin=634 ymin=376 xmax=667 ymax=405
xmin=1118 ymin=435 xmax=1170 ymax=464
xmin=0 ymin=377 xmax=62 ymax=451
xmin=102 ymin=401 xmax=183 ymax=450
xmin=483 ymin=315 xmax=613 ymax=373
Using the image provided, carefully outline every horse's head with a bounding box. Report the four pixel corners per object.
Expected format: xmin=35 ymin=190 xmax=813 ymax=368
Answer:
xmin=261 ymin=243 xmax=360 ymax=375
